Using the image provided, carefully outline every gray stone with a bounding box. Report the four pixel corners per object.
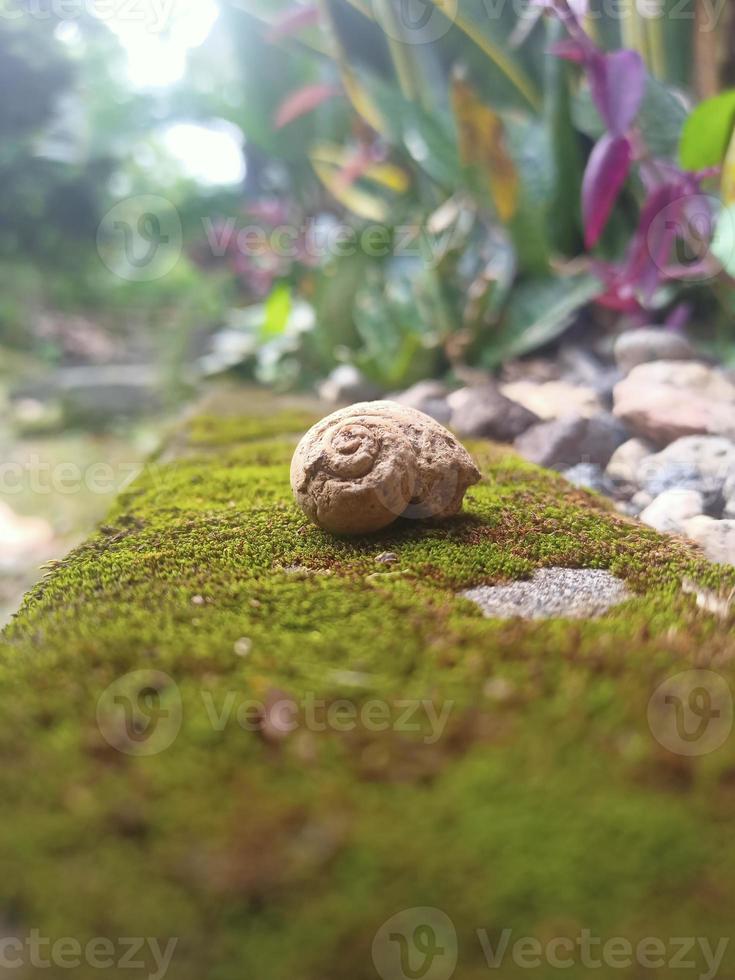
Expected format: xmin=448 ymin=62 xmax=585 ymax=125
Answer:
xmin=448 ymin=385 xmax=539 ymax=441
xmin=558 ymin=345 xmax=622 ymax=403
xmin=318 ymin=365 xmax=381 ymax=405
xmin=613 ymin=360 xmax=735 ymax=445
xmin=606 ymin=438 xmax=655 ymax=486
xmin=639 ymin=436 xmax=735 ymax=509
xmin=639 ymin=489 xmax=705 ymax=534
xmin=725 ymin=471 xmax=735 ymax=503
xmin=390 ymin=380 xmax=451 ymax=424
xmin=461 ymin=567 xmax=630 ymax=621
xmin=13 ymin=365 xmax=163 ymax=428
xmin=563 ymin=463 xmax=616 ymax=496
xmin=725 ymin=472 xmax=735 ymax=519
xmin=514 ymin=414 xmax=628 ymax=470
xmin=614 ymin=328 xmax=695 ymax=375
xmin=681 ymin=517 xmax=735 ymax=566
xmin=56 ymin=366 xmax=163 ymax=426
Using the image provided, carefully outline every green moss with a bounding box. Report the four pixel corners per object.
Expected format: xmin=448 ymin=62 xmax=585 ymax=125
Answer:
xmin=2 ymin=403 xmax=735 ymax=979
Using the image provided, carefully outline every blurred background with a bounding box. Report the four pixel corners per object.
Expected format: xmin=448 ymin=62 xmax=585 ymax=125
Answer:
xmin=2 ymin=0 xmax=735 ymax=619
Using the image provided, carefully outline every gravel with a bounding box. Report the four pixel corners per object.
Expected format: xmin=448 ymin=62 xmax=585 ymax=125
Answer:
xmin=461 ymin=567 xmax=631 ymax=621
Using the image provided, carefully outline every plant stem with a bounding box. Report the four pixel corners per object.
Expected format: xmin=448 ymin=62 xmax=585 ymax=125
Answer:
xmin=644 ymin=3 xmax=667 ymax=81
xmin=694 ymin=0 xmax=720 ymax=97
xmin=619 ymin=0 xmax=648 ymax=65
xmin=373 ymin=0 xmax=425 ymax=107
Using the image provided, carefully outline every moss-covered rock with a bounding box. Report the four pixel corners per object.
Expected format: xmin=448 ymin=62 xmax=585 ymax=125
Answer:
xmin=2 ymin=391 xmax=735 ymax=979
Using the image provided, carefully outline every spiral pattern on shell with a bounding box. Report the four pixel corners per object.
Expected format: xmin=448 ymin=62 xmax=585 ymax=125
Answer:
xmin=290 ymin=401 xmax=482 ymax=535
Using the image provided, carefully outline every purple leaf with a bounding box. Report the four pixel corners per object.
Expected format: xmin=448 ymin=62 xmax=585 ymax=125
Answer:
xmin=582 ymin=133 xmax=633 ymax=247
xmin=549 ymin=39 xmax=587 ymax=62
xmin=590 ymin=50 xmax=646 ymax=136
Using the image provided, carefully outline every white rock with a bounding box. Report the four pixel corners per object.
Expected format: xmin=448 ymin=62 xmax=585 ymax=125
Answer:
xmin=499 ymin=380 xmax=602 ymax=420
xmin=318 ymin=365 xmax=381 ymax=405
xmin=606 ymin=438 xmax=654 ymax=485
xmin=638 ymin=436 xmax=735 ymax=504
xmin=639 ymin=490 xmax=704 ymax=534
xmin=613 ymin=361 xmax=735 ymax=444
xmin=681 ymin=517 xmax=735 ymax=566
xmin=631 ymin=490 xmax=654 ymax=513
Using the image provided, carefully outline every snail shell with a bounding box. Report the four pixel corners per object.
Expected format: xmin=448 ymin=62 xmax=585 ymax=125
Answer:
xmin=291 ymin=401 xmax=481 ymax=535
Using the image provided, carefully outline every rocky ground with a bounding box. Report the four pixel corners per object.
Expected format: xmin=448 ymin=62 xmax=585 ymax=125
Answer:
xmin=344 ymin=328 xmax=735 ymax=568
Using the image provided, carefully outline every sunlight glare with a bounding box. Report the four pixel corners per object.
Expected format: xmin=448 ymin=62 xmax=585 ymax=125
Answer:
xmin=97 ymin=0 xmax=220 ymax=88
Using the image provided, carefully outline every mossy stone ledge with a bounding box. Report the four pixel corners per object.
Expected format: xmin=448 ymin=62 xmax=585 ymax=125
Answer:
xmin=2 ymin=389 xmax=735 ymax=980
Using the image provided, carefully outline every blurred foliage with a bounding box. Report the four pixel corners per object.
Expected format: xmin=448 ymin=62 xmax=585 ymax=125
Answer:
xmin=201 ymin=0 xmax=734 ymax=386
xmin=0 ymin=1 xmax=230 ymax=383
xmin=2 ymin=0 xmax=735 ymax=393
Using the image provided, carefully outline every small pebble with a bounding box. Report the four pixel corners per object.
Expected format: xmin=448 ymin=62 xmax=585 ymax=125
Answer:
xmin=375 ymin=552 xmax=399 ymax=565
xmin=234 ymin=637 xmax=253 ymax=657
xmin=484 ymin=677 xmax=515 ymax=702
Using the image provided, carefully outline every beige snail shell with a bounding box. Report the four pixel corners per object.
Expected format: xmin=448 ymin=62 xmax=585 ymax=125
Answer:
xmin=290 ymin=401 xmax=481 ymax=535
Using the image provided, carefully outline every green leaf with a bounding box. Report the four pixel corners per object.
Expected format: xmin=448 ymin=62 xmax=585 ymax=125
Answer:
xmin=484 ymin=274 xmax=602 ymax=366
xmin=368 ymin=75 xmax=461 ymax=190
xmin=423 ymin=0 xmax=541 ymax=112
xmin=311 ymin=251 xmax=371 ymax=357
xmin=261 ymin=283 xmax=292 ymax=339
xmin=638 ymin=78 xmax=689 ymax=161
xmin=352 ymin=260 xmax=441 ymax=387
xmin=711 ymin=203 xmax=735 ymax=277
xmin=544 ymin=22 xmax=583 ymax=256
xmin=680 ymin=91 xmax=735 ymax=171
xmin=504 ymin=116 xmax=553 ymax=276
